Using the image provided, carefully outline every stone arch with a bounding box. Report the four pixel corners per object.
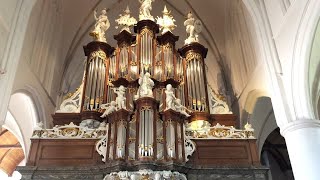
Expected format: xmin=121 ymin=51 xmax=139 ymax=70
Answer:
xmin=6 ymin=91 xmax=39 ymax=158
xmin=241 ymin=0 xmax=290 ymax=129
xmin=0 ymin=0 xmax=38 ymax=125
xmin=243 ymin=90 xmax=278 ymax=155
xmin=308 ymin=20 xmax=320 ymax=120
xmin=291 ymin=0 xmax=320 ymax=120
xmin=260 ymin=128 xmax=293 ymax=180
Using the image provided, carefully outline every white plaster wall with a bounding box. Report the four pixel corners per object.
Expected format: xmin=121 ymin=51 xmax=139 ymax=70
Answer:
xmin=0 ymin=0 xmax=37 ymax=126
xmin=0 ymin=1 xmax=19 ymax=66
xmin=258 ymin=0 xmax=320 ymax=123
xmin=11 ymin=0 xmax=64 ymax=128
xmin=308 ymin=21 xmax=320 ymax=119
xmin=224 ymin=1 xmax=271 ymax=124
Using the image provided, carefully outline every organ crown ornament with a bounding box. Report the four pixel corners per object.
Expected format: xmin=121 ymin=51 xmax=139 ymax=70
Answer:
xmin=115 ymin=6 xmax=137 ymax=33
xmin=90 ymin=8 xmax=110 ymax=42
xmin=156 ymin=6 xmax=176 ymax=34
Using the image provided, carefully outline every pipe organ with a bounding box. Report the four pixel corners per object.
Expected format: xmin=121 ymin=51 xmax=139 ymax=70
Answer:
xmin=29 ymin=3 xmax=263 ymax=180
xmin=79 ymin=10 xmax=211 ymax=162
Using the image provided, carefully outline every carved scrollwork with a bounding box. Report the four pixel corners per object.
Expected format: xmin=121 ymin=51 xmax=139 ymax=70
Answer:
xmin=96 ymin=123 xmax=108 ymax=162
xmin=89 ymin=50 xmax=107 ymax=62
xmin=185 ymin=52 xmax=202 ymax=63
xmin=104 ymin=169 xmax=187 ymax=180
xmin=56 ymin=84 xmax=84 ymax=113
xmin=185 ymin=123 xmax=255 ymax=139
xmin=184 ymin=138 xmax=196 ymax=162
xmin=31 ymin=122 xmax=107 ymax=139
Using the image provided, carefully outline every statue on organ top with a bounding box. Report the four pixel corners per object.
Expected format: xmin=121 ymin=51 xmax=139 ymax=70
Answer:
xmin=139 ymin=0 xmax=155 ymax=21
xmin=135 ymin=71 xmax=154 ymax=100
xmin=90 ymin=8 xmax=110 ymax=42
xmin=184 ymin=12 xmax=203 ymax=44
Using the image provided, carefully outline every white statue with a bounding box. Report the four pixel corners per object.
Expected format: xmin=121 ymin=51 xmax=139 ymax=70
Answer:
xmin=244 ymin=122 xmax=254 ymax=131
xmin=174 ymin=99 xmax=191 ymax=117
xmin=135 ymin=71 xmax=154 ymax=99
xmin=90 ymin=8 xmax=110 ymax=42
xmin=156 ymin=6 xmax=176 ymax=34
xmin=115 ymin=6 xmax=137 ymax=33
xmin=100 ymin=101 xmax=117 ymax=118
xmin=154 ymin=173 xmax=161 ymax=180
xmin=165 ymin=84 xmax=177 ymax=110
xmin=164 ymin=84 xmax=191 ymax=117
xmin=79 ymin=119 xmax=100 ymax=129
xmin=184 ymin=12 xmax=202 ymax=44
xmin=34 ymin=121 xmax=44 ymax=130
xmin=113 ymin=85 xmax=126 ymax=110
xmin=139 ymin=0 xmax=155 ymax=21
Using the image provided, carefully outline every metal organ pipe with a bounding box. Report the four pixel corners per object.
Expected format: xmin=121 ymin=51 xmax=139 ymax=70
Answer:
xmin=199 ymin=60 xmax=206 ymax=111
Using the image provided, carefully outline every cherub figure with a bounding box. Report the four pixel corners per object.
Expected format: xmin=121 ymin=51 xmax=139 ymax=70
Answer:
xmin=90 ymin=8 xmax=110 ymax=42
xmin=184 ymin=12 xmax=202 ymax=44
xmin=174 ymin=99 xmax=191 ymax=117
xmin=135 ymin=71 xmax=154 ymax=99
xmin=113 ymin=85 xmax=126 ymax=110
xmin=139 ymin=0 xmax=155 ymax=21
xmin=165 ymin=84 xmax=177 ymax=110
xmin=100 ymin=101 xmax=117 ymax=118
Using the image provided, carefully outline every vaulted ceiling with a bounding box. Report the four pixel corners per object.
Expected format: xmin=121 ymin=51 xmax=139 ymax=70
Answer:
xmin=0 ymin=128 xmax=24 ymax=176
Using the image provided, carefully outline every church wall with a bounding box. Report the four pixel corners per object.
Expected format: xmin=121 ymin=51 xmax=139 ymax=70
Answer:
xmin=308 ymin=21 xmax=320 ymax=119
xmin=0 ymin=1 xmax=19 ymax=68
xmin=224 ymin=0 xmax=270 ymax=128
xmin=11 ymin=0 xmax=63 ymax=127
xmin=0 ymin=1 xmax=37 ymax=126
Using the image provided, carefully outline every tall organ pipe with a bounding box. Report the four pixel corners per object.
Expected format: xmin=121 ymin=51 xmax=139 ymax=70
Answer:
xmin=82 ymin=42 xmax=115 ymax=112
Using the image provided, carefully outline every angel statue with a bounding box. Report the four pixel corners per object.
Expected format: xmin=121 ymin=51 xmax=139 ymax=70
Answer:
xmin=139 ymin=0 xmax=155 ymax=21
xmin=134 ymin=71 xmax=154 ymax=100
xmin=100 ymin=101 xmax=117 ymax=118
xmin=113 ymin=85 xmax=126 ymax=110
xmin=184 ymin=12 xmax=202 ymax=44
xmin=90 ymin=8 xmax=110 ymax=42
xmin=115 ymin=6 xmax=137 ymax=33
xmin=174 ymin=99 xmax=191 ymax=117
xmin=165 ymin=84 xmax=177 ymax=110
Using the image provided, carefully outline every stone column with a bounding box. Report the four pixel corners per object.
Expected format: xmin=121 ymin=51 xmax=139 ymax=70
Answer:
xmin=281 ymin=120 xmax=320 ymax=180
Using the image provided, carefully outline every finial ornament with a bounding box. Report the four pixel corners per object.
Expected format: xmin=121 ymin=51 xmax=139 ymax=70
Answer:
xmin=139 ymin=0 xmax=155 ymax=21
xmin=184 ymin=11 xmax=202 ymax=44
xmin=90 ymin=8 xmax=110 ymax=42
xmin=115 ymin=6 xmax=137 ymax=33
xmin=156 ymin=6 xmax=176 ymax=34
